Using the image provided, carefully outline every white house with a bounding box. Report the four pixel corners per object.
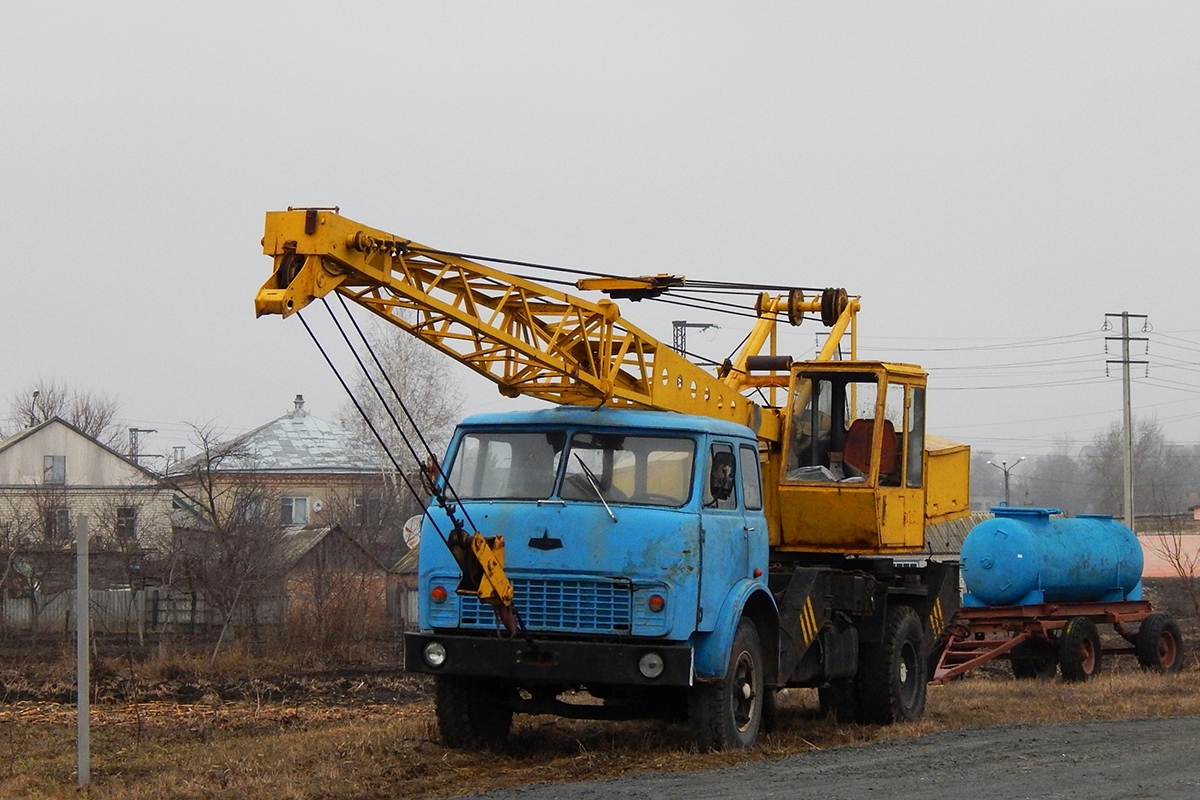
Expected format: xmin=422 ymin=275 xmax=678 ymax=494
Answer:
xmin=0 ymin=417 xmax=173 ymax=555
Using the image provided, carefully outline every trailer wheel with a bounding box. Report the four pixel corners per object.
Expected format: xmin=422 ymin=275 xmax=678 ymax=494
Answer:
xmin=858 ymin=605 xmax=927 ymax=724
xmin=1010 ymin=640 xmax=1058 ymax=680
xmin=1058 ymin=617 xmax=1102 ymax=682
xmin=1136 ymin=613 xmax=1184 ymax=673
xmin=435 ymin=675 xmax=513 ymax=749
xmin=689 ymin=617 xmax=764 ymax=750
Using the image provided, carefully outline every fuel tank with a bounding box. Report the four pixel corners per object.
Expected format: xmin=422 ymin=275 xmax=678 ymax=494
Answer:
xmin=960 ymin=507 xmax=1144 ymax=607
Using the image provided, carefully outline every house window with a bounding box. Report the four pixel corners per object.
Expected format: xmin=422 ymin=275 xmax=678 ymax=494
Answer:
xmin=281 ymin=496 xmax=308 ymax=526
xmin=43 ymin=455 xmax=66 ymax=485
xmin=44 ymin=506 xmax=70 ymax=541
xmin=234 ymin=492 xmax=265 ymax=522
xmin=355 ymin=492 xmax=382 ymax=526
xmin=116 ymin=506 xmax=137 ymax=539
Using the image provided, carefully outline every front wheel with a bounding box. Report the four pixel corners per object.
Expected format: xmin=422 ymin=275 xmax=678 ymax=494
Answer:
xmin=435 ymin=675 xmax=514 ymax=750
xmin=689 ymin=618 xmax=764 ymax=750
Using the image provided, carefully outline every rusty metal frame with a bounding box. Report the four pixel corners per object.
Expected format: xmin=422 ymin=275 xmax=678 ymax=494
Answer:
xmin=931 ymin=600 xmax=1154 ymax=684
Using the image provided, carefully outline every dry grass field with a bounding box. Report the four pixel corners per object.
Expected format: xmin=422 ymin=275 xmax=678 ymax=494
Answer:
xmin=1 ymin=578 xmax=1196 ymax=800
xmin=3 ymin=667 xmax=1198 ymax=800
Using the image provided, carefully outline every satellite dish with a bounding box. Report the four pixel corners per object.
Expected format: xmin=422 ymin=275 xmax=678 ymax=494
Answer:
xmin=402 ymin=514 xmax=423 ymax=549
xmin=311 ymin=499 xmax=324 ymax=512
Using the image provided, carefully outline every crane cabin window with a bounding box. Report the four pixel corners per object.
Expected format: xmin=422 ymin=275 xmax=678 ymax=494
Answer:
xmin=786 ymin=373 xmax=883 ymax=484
xmin=561 ymin=433 xmax=694 ymax=507
xmin=448 ymin=431 xmax=565 ymax=500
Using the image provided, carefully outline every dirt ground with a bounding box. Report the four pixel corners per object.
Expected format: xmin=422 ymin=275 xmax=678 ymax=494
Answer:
xmin=453 ymin=716 xmax=1200 ymax=800
xmin=0 ymin=577 xmax=1196 ymax=799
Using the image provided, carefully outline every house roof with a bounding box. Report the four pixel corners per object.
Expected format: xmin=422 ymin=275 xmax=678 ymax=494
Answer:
xmin=280 ymin=525 xmax=384 ymax=570
xmin=170 ymin=397 xmax=390 ymax=476
xmin=0 ymin=417 xmax=164 ymax=485
xmin=389 ymin=543 xmax=419 ymax=574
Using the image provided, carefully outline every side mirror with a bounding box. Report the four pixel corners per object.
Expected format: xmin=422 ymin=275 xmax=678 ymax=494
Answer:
xmin=709 ymin=450 xmax=736 ymax=502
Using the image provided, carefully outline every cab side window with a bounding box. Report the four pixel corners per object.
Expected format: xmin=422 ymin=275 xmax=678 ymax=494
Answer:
xmin=739 ymin=445 xmax=763 ymax=511
xmin=704 ymin=443 xmax=738 ymax=510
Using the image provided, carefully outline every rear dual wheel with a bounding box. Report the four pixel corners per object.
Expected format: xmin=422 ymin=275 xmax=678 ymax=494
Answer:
xmin=857 ymin=605 xmax=927 ymax=724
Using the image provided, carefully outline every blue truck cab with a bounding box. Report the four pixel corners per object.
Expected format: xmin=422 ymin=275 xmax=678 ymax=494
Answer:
xmin=404 ymin=406 xmax=776 ymax=749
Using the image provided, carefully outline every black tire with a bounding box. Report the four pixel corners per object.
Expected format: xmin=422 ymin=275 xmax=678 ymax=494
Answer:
xmin=1136 ymin=613 xmax=1185 ymax=674
xmin=858 ymin=605 xmax=927 ymax=725
xmin=818 ymin=679 xmax=861 ymax=723
xmin=434 ymin=675 xmax=513 ymax=749
xmin=1010 ymin=640 xmax=1059 ymax=680
xmin=689 ymin=617 xmax=764 ymax=750
xmin=1058 ymin=617 xmax=1102 ymax=682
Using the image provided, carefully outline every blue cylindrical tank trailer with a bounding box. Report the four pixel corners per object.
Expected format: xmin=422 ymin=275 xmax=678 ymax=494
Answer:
xmin=929 ymin=506 xmax=1184 ymax=684
xmin=960 ymin=507 xmax=1144 ymax=607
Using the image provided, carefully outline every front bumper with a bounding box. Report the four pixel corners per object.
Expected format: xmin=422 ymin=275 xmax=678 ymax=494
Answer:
xmin=405 ymin=632 xmax=695 ymax=687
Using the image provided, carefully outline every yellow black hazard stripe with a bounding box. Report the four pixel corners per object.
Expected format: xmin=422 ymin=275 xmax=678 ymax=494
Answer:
xmin=929 ymin=598 xmax=945 ymax=634
xmin=798 ymin=596 xmax=819 ymax=646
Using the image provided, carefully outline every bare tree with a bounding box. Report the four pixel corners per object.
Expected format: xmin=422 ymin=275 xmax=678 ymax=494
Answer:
xmin=319 ymin=474 xmax=420 ymax=563
xmin=90 ymin=489 xmax=171 ymax=646
xmin=0 ymin=484 xmax=75 ymax=647
xmin=281 ymin=530 xmax=388 ymax=660
xmin=1021 ymin=439 xmax=1091 ymax=516
xmin=166 ymin=425 xmax=286 ymax=664
xmin=3 ymin=379 xmax=123 ymax=447
xmin=1084 ymin=417 xmax=1189 ymax=519
xmin=338 ymin=322 xmax=465 ymax=473
xmin=1142 ymin=500 xmax=1200 ymax=620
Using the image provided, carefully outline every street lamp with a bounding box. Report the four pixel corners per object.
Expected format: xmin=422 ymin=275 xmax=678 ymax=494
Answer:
xmin=987 ymin=457 xmax=1026 ymax=506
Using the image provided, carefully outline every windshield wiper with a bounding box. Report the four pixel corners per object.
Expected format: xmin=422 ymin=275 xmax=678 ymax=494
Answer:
xmin=572 ymin=454 xmax=618 ymax=523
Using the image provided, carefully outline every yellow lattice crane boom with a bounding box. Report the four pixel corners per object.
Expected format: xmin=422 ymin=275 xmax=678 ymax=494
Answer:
xmin=256 ymin=208 xmax=856 ymax=445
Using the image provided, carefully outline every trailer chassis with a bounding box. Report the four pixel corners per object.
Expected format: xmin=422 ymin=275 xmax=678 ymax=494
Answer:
xmin=932 ymin=600 xmax=1184 ymax=684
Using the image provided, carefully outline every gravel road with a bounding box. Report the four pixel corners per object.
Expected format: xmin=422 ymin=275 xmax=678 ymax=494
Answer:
xmin=456 ymin=716 xmax=1200 ymax=800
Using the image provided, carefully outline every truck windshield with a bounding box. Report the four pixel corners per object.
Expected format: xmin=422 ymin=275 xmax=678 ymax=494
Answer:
xmin=447 ymin=431 xmax=565 ymax=499
xmin=561 ymin=433 xmax=695 ymax=507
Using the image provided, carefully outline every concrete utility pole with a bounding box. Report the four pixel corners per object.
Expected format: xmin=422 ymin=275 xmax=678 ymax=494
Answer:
xmin=1104 ymin=312 xmax=1148 ymax=531
xmin=671 ymin=320 xmax=717 ymax=355
xmin=76 ymin=516 xmax=90 ymax=787
xmin=987 ymin=457 xmax=1025 ymax=505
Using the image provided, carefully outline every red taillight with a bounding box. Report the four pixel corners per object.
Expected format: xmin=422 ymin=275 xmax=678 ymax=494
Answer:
xmin=431 ymin=586 xmax=448 ymax=604
xmin=648 ymin=594 xmax=666 ymax=613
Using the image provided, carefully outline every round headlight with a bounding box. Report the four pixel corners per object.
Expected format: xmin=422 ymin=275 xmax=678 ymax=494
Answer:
xmin=638 ymin=651 xmax=665 ymax=679
xmin=423 ymin=641 xmax=448 ymax=668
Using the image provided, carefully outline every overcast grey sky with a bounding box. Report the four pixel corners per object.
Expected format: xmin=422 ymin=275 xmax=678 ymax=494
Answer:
xmin=3 ymin=2 xmax=1198 ymax=463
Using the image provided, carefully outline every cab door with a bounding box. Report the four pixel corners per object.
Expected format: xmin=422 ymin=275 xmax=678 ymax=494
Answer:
xmin=877 ymin=380 xmax=925 ymax=547
xmin=696 ymin=440 xmax=750 ymax=631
